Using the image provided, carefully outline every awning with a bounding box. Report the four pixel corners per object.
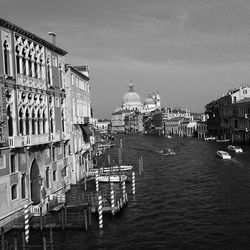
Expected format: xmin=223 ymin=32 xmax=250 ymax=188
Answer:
xmin=80 ymin=125 xmax=92 ymax=136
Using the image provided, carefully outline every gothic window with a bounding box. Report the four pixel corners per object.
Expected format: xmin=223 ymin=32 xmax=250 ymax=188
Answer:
xmin=7 ymin=105 xmax=13 ymax=136
xmin=61 ymin=110 xmax=65 ymax=133
xmin=19 ymin=109 xmax=24 ymax=135
xmin=47 ymin=58 xmax=51 ymax=85
xmin=31 ymin=109 xmax=35 ymax=135
xmin=37 ymin=109 xmax=41 ymax=134
xmin=34 ymin=57 xmax=38 ymax=78
xmin=22 ymin=49 xmax=26 ymax=76
xmin=28 ymin=53 xmax=32 ymax=77
xmin=25 ymin=109 xmax=29 ymax=135
xmin=15 ymin=46 xmax=20 ymax=74
xmin=52 ymin=170 xmax=57 ymax=181
xmin=43 ymin=110 xmax=46 ymax=133
xmin=11 ymin=184 xmax=18 ymax=200
xmin=50 ymin=108 xmax=54 ymax=133
xmin=3 ymin=40 xmax=10 ymax=75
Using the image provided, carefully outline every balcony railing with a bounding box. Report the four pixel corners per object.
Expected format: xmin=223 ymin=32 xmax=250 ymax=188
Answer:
xmin=27 ymin=134 xmax=50 ymax=145
xmin=9 ymin=135 xmax=26 ymax=147
xmin=9 ymin=134 xmax=50 ymax=147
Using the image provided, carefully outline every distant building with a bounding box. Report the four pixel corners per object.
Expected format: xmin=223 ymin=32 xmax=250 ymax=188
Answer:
xmin=111 ymin=109 xmax=131 ymax=133
xmin=95 ymin=120 xmax=111 ymax=133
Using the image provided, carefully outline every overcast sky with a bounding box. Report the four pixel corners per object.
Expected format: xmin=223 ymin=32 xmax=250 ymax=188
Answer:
xmin=1 ymin=0 xmax=250 ymax=118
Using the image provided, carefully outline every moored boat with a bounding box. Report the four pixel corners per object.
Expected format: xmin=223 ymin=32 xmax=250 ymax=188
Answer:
xmin=102 ymin=165 xmax=133 ymax=173
xmin=96 ymin=174 xmax=127 ymax=182
xmin=227 ymin=145 xmax=243 ymax=153
xmin=217 ymin=150 xmax=231 ymax=159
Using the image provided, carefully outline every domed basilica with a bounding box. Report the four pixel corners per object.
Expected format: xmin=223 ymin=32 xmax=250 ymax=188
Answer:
xmin=117 ymin=82 xmax=161 ymax=113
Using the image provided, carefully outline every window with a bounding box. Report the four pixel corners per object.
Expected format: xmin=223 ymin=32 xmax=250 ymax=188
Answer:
xmin=63 ymin=144 xmax=66 ymax=158
xmin=52 ymin=56 xmax=57 ymax=67
xmin=52 ymin=170 xmax=57 ymax=181
xmin=243 ymin=89 xmax=247 ymax=94
xmin=55 ymin=97 xmax=60 ymax=107
xmin=3 ymin=40 xmax=10 ymax=75
xmin=11 ymin=184 xmax=18 ymax=200
xmin=10 ymin=154 xmax=16 ymax=173
xmin=45 ymin=168 xmax=50 ymax=188
xmin=21 ymin=174 xmax=26 ymax=199
xmin=52 ymin=147 xmax=56 ymax=161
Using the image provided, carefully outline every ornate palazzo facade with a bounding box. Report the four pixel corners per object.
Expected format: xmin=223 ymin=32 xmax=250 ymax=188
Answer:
xmin=0 ymin=18 xmax=70 ymax=226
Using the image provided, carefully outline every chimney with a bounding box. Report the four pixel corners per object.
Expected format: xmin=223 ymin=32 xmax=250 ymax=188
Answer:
xmin=48 ymin=32 xmax=56 ymax=45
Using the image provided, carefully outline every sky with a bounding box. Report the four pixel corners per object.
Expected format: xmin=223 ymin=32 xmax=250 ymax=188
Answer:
xmin=1 ymin=0 xmax=250 ymax=118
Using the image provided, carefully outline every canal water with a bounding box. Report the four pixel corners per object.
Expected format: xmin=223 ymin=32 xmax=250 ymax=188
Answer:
xmin=9 ymin=135 xmax=250 ymax=249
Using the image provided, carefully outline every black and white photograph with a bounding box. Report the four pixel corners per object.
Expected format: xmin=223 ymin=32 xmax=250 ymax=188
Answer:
xmin=1 ymin=0 xmax=250 ymax=249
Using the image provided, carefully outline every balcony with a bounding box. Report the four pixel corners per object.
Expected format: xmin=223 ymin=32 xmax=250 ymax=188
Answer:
xmin=27 ymin=134 xmax=50 ymax=145
xmin=8 ymin=135 xmax=26 ymax=147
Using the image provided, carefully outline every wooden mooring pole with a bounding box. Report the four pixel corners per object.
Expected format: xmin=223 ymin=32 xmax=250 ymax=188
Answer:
xmin=43 ymin=234 xmax=47 ymax=250
xmin=50 ymin=226 xmax=54 ymax=250
xmin=88 ymin=204 xmax=92 ymax=226
xmin=84 ymin=207 xmax=88 ymax=231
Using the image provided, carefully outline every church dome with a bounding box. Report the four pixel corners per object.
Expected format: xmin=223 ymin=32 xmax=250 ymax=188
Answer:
xmin=144 ymin=97 xmax=155 ymax=105
xmin=122 ymin=83 xmax=142 ymax=105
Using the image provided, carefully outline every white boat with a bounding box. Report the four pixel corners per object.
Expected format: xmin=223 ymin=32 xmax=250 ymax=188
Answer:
xmin=96 ymin=174 xmax=127 ymax=182
xmin=160 ymin=149 xmax=176 ymax=156
xmin=204 ymin=137 xmax=216 ymax=141
xmin=217 ymin=150 xmax=231 ymax=159
xmin=102 ymin=165 xmax=133 ymax=173
xmin=216 ymin=139 xmax=230 ymax=143
xmin=227 ymin=145 xmax=243 ymax=153
xmin=165 ymin=135 xmax=172 ymax=138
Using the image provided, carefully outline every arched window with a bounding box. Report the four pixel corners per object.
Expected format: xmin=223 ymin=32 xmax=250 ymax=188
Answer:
xmin=61 ymin=110 xmax=65 ymax=132
xmin=52 ymin=170 xmax=57 ymax=181
xmin=28 ymin=53 xmax=32 ymax=77
xmin=16 ymin=46 xmax=20 ymax=74
xmin=50 ymin=109 xmax=54 ymax=133
xmin=34 ymin=57 xmax=38 ymax=78
xmin=3 ymin=40 xmax=10 ymax=75
xmin=7 ymin=105 xmax=13 ymax=136
xmin=31 ymin=109 xmax=35 ymax=135
xmin=22 ymin=49 xmax=26 ymax=76
xmin=43 ymin=110 xmax=46 ymax=133
xmin=25 ymin=109 xmax=29 ymax=135
xmin=11 ymin=184 xmax=18 ymax=200
xmin=37 ymin=110 xmax=41 ymax=134
xmin=19 ymin=109 xmax=24 ymax=135
xmin=47 ymin=58 xmax=51 ymax=85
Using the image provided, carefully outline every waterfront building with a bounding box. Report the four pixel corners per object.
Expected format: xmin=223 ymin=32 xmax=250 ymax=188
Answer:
xmin=163 ymin=107 xmax=192 ymax=120
xmin=124 ymin=112 xmax=143 ymax=133
xmin=95 ymin=120 xmax=111 ymax=134
xmin=0 ymin=18 xmax=69 ymax=228
xmin=111 ymin=109 xmax=131 ymax=133
xmin=206 ymin=86 xmax=250 ymax=142
xmin=65 ymin=64 xmax=93 ymax=185
xmin=231 ymin=98 xmax=250 ymax=143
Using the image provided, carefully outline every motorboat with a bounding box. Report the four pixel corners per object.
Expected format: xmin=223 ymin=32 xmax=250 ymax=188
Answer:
xmin=215 ymin=139 xmax=230 ymax=143
xmin=227 ymin=145 xmax=243 ymax=153
xmin=160 ymin=148 xmax=176 ymax=156
xmin=165 ymin=135 xmax=172 ymax=138
xmin=102 ymin=165 xmax=133 ymax=173
xmin=96 ymin=174 xmax=127 ymax=183
xmin=217 ymin=150 xmax=231 ymax=159
xmin=204 ymin=136 xmax=216 ymax=141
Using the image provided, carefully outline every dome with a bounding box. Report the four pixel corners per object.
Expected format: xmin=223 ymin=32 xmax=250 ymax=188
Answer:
xmin=122 ymin=83 xmax=142 ymax=105
xmin=144 ymin=93 xmax=155 ymax=105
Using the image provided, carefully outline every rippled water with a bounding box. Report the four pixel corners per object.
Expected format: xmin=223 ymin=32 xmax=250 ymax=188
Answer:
xmin=8 ymin=135 xmax=250 ymax=249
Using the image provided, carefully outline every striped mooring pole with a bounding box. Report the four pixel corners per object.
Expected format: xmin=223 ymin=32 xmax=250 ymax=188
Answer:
xmin=110 ymin=184 xmax=115 ymax=215
xmin=132 ymin=171 xmax=135 ymax=195
xmin=24 ymin=204 xmax=29 ymax=243
xmin=98 ymin=194 xmax=103 ymax=229
xmin=95 ymin=176 xmax=99 ymax=192
xmin=122 ymin=180 xmax=126 ymax=203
